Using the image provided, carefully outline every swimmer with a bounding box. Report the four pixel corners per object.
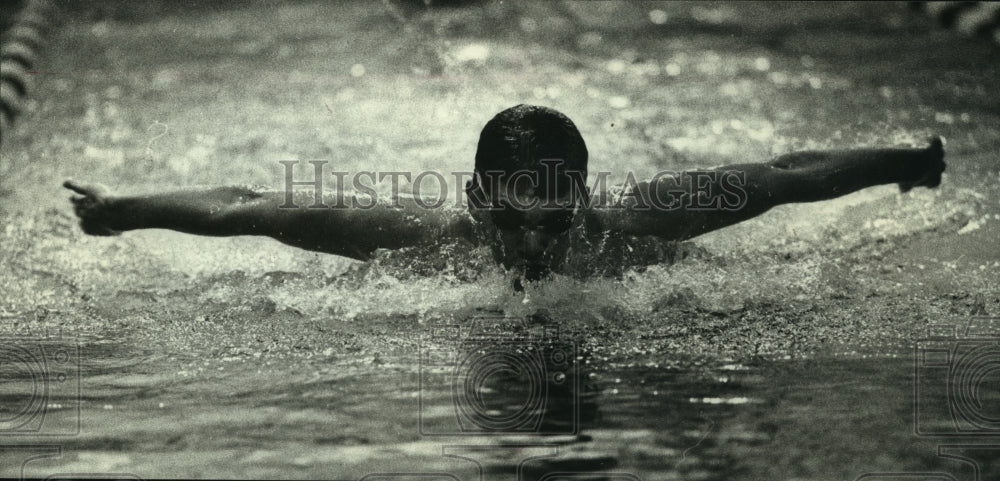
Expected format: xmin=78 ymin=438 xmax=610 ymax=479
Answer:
xmin=65 ymin=104 xmax=946 ymax=289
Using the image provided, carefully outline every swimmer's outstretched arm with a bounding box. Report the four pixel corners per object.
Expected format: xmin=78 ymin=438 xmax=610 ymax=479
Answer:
xmin=63 ymin=182 xmax=475 ymax=260
xmin=603 ymin=137 xmax=946 ymax=241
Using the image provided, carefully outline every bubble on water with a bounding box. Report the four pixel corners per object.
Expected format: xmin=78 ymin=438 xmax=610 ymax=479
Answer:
xmin=768 ymin=72 xmax=788 ymax=85
xmin=696 ymin=58 xmax=720 ymax=75
xmin=746 ymin=122 xmax=775 ymax=142
xmin=753 ymin=57 xmax=770 ymax=71
xmin=83 ymin=145 xmax=125 ymax=166
xmin=606 ymin=59 xmax=627 ymax=75
xmin=91 ymin=22 xmax=110 ymax=36
xmin=649 ymin=9 xmax=669 ymax=25
xmin=665 ymin=63 xmax=681 ymax=76
xmin=689 ymin=396 xmax=758 ymax=405
xmin=630 ymin=62 xmax=660 ymax=77
xmin=719 ymin=83 xmax=741 ymax=97
xmin=608 ymin=96 xmax=630 ymax=109
xmin=350 ymin=64 xmax=366 ymax=77
xmin=452 ymin=43 xmax=490 ymax=64
xmin=934 ymin=112 xmax=955 ymax=124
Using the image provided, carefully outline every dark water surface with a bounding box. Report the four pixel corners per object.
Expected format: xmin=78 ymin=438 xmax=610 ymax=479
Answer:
xmin=4 ymin=331 xmax=999 ymax=479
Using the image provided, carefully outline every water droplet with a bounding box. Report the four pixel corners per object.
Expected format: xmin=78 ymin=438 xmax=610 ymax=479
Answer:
xmin=934 ymin=112 xmax=955 ymax=124
xmin=649 ymin=9 xmax=669 ymax=25
xmin=453 ymin=43 xmax=490 ymax=63
xmin=608 ymin=96 xmax=630 ymax=109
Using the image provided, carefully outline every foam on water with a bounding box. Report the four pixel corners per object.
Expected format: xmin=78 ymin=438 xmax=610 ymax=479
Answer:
xmin=0 ymin=174 xmax=971 ymax=335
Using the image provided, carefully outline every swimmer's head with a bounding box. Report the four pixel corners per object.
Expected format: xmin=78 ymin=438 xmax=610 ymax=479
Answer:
xmin=466 ymin=104 xmax=589 ymax=282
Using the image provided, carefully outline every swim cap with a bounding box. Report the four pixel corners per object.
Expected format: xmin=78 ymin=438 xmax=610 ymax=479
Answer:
xmin=471 ymin=104 xmax=588 ymax=207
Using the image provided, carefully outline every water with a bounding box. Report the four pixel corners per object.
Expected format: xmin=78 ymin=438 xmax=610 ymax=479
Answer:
xmin=2 ymin=205 xmax=997 ymax=478
xmin=4 ymin=332 xmax=996 ymax=479
xmin=2 ymin=2 xmax=999 ymax=479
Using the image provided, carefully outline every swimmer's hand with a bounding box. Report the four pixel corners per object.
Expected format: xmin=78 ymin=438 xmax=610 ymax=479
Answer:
xmin=64 ymin=180 xmax=121 ymax=236
xmin=899 ymin=136 xmax=946 ymax=193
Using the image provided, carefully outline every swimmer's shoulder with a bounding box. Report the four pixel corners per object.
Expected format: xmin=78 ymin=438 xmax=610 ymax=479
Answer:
xmin=576 ymin=203 xmax=627 ymax=237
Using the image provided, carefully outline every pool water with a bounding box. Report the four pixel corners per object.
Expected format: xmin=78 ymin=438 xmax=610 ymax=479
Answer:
xmin=2 ymin=2 xmax=999 ymax=479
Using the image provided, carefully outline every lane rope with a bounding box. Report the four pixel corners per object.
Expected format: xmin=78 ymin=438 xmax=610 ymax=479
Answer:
xmin=1 ymin=0 xmax=57 ymax=148
xmin=911 ymin=1 xmax=1000 ymax=45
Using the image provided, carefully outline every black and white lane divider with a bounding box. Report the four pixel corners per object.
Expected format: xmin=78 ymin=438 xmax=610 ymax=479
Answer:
xmin=911 ymin=1 xmax=1000 ymax=45
xmin=1 ymin=0 xmax=57 ymax=146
